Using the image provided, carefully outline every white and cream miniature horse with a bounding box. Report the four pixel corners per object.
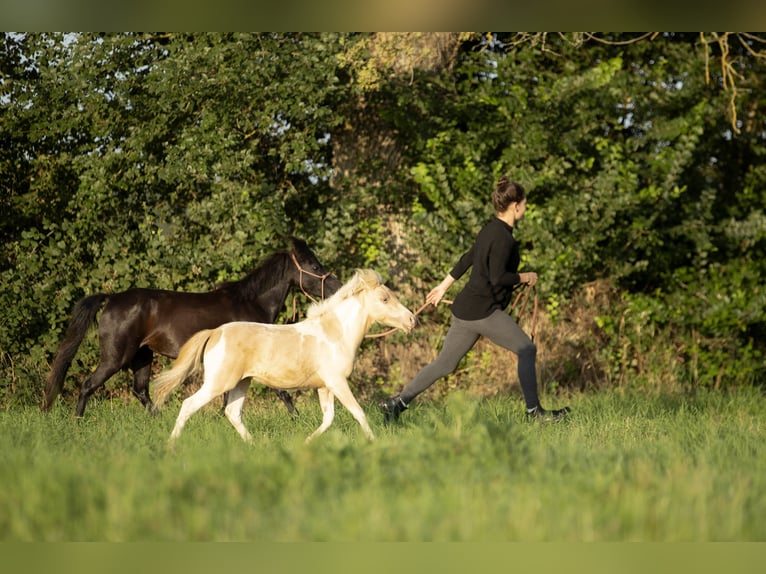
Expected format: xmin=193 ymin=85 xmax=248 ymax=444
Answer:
xmin=151 ymin=269 xmax=415 ymax=444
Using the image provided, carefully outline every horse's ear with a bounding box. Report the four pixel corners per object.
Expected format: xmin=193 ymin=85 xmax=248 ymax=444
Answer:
xmin=353 ymin=269 xmax=381 ymax=292
xmin=289 ymin=236 xmax=308 ymax=253
xmin=369 ymin=269 xmax=383 ymax=287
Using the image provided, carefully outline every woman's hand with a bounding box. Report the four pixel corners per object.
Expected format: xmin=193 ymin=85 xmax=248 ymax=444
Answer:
xmin=426 ymin=274 xmax=456 ymax=306
xmin=520 ymin=272 xmax=538 ymax=287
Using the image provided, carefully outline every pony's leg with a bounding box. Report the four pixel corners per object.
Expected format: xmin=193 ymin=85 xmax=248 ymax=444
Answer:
xmin=325 ymin=378 xmax=375 ymax=441
xmin=221 ymin=391 xmax=230 ymax=415
xmin=305 ymin=387 xmax=335 ymax=443
xmin=168 ymin=384 xmax=220 ymax=444
xmin=275 ymin=389 xmax=299 ymax=417
xmin=130 ymin=347 xmax=154 ymax=411
xmin=75 ymin=363 xmax=123 ymax=417
xmin=223 ymin=379 xmax=253 ymax=442
xmin=75 ymin=325 xmax=140 ymax=417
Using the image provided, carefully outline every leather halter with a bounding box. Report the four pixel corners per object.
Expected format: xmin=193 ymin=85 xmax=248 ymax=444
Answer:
xmin=290 ymin=251 xmax=331 ymax=303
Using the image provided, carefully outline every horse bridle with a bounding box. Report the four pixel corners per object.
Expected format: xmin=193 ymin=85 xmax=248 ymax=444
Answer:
xmin=290 ymin=251 xmax=331 ymax=304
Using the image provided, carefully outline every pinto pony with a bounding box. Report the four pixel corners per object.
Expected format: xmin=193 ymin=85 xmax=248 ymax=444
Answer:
xmin=43 ymin=237 xmax=342 ymax=417
xmin=152 ymin=269 xmax=415 ymax=443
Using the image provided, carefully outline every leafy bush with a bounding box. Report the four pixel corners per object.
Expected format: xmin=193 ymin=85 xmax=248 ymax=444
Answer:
xmin=2 ymin=33 xmax=765 ymax=410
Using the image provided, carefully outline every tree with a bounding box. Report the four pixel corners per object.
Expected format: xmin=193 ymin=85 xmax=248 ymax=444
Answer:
xmin=0 ymin=33 xmax=351 ymax=401
xmin=395 ymin=32 xmax=766 ymax=386
xmin=2 ymin=32 xmax=765 ymax=406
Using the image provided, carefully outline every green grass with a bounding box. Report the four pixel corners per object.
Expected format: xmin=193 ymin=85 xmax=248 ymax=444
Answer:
xmin=1 ymin=387 xmax=764 ymax=541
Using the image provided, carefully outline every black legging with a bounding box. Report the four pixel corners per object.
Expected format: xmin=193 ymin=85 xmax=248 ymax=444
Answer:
xmin=399 ymin=310 xmax=540 ymax=409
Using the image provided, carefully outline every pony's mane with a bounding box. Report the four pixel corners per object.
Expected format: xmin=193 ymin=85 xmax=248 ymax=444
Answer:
xmin=306 ymin=269 xmax=382 ymax=319
xmin=214 ymin=251 xmax=289 ymax=302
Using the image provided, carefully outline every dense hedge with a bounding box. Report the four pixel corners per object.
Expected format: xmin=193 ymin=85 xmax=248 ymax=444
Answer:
xmin=2 ymin=33 xmax=764 ymax=408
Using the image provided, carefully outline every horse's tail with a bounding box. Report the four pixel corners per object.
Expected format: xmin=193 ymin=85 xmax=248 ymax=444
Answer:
xmin=42 ymin=293 xmax=110 ymax=411
xmin=151 ymin=329 xmax=212 ymax=409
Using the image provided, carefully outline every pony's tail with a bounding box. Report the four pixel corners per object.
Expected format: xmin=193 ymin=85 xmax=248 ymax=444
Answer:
xmin=42 ymin=293 xmax=110 ymax=412
xmin=151 ymin=329 xmax=212 ymax=409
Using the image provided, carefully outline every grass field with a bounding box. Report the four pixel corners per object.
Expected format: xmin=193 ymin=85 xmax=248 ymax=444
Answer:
xmin=1 ymin=386 xmax=764 ymax=541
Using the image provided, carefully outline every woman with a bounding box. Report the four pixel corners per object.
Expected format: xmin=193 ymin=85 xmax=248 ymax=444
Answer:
xmin=381 ymin=176 xmax=570 ymax=423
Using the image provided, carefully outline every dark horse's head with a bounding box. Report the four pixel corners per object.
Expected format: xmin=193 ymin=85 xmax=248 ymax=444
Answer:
xmin=288 ymin=236 xmax=343 ymax=300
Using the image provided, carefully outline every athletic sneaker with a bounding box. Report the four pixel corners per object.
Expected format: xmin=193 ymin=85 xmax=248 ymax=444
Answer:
xmin=526 ymin=405 xmax=571 ymax=422
xmin=380 ymin=395 xmax=408 ymax=424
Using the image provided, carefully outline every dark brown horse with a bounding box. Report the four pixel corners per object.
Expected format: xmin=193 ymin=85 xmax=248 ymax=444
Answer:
xmin=42 ymin=236 xmax=342 ymax=417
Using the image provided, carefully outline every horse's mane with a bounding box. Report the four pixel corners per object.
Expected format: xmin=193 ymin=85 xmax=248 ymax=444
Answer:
xmin=214 ymin=251 xmax=289 ymax=302
xmin=306 ymin=269 xmax=382 ymax=319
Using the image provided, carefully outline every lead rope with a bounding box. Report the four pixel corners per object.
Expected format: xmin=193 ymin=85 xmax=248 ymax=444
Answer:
xmin=366 ymin=283 xmax=538 ymax=340
xmin=508 ymin=284 xmax=539 ymax=341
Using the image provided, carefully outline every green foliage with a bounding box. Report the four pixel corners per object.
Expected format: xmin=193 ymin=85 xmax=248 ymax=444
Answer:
xmin=2 ymin=33 xmax=765 ymax=405
xmin=1 ymin=33 xmax=348 ymax=399
xmin=394 ymin=33 xmax=766 ymax=388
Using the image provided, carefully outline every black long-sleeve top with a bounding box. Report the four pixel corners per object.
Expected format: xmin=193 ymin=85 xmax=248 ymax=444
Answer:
xmin=448 ymin=217 xmax=523 ymax=321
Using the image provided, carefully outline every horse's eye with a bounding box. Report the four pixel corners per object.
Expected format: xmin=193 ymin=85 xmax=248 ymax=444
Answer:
xmin=382 ymin=296 xmax=389 ymax=303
